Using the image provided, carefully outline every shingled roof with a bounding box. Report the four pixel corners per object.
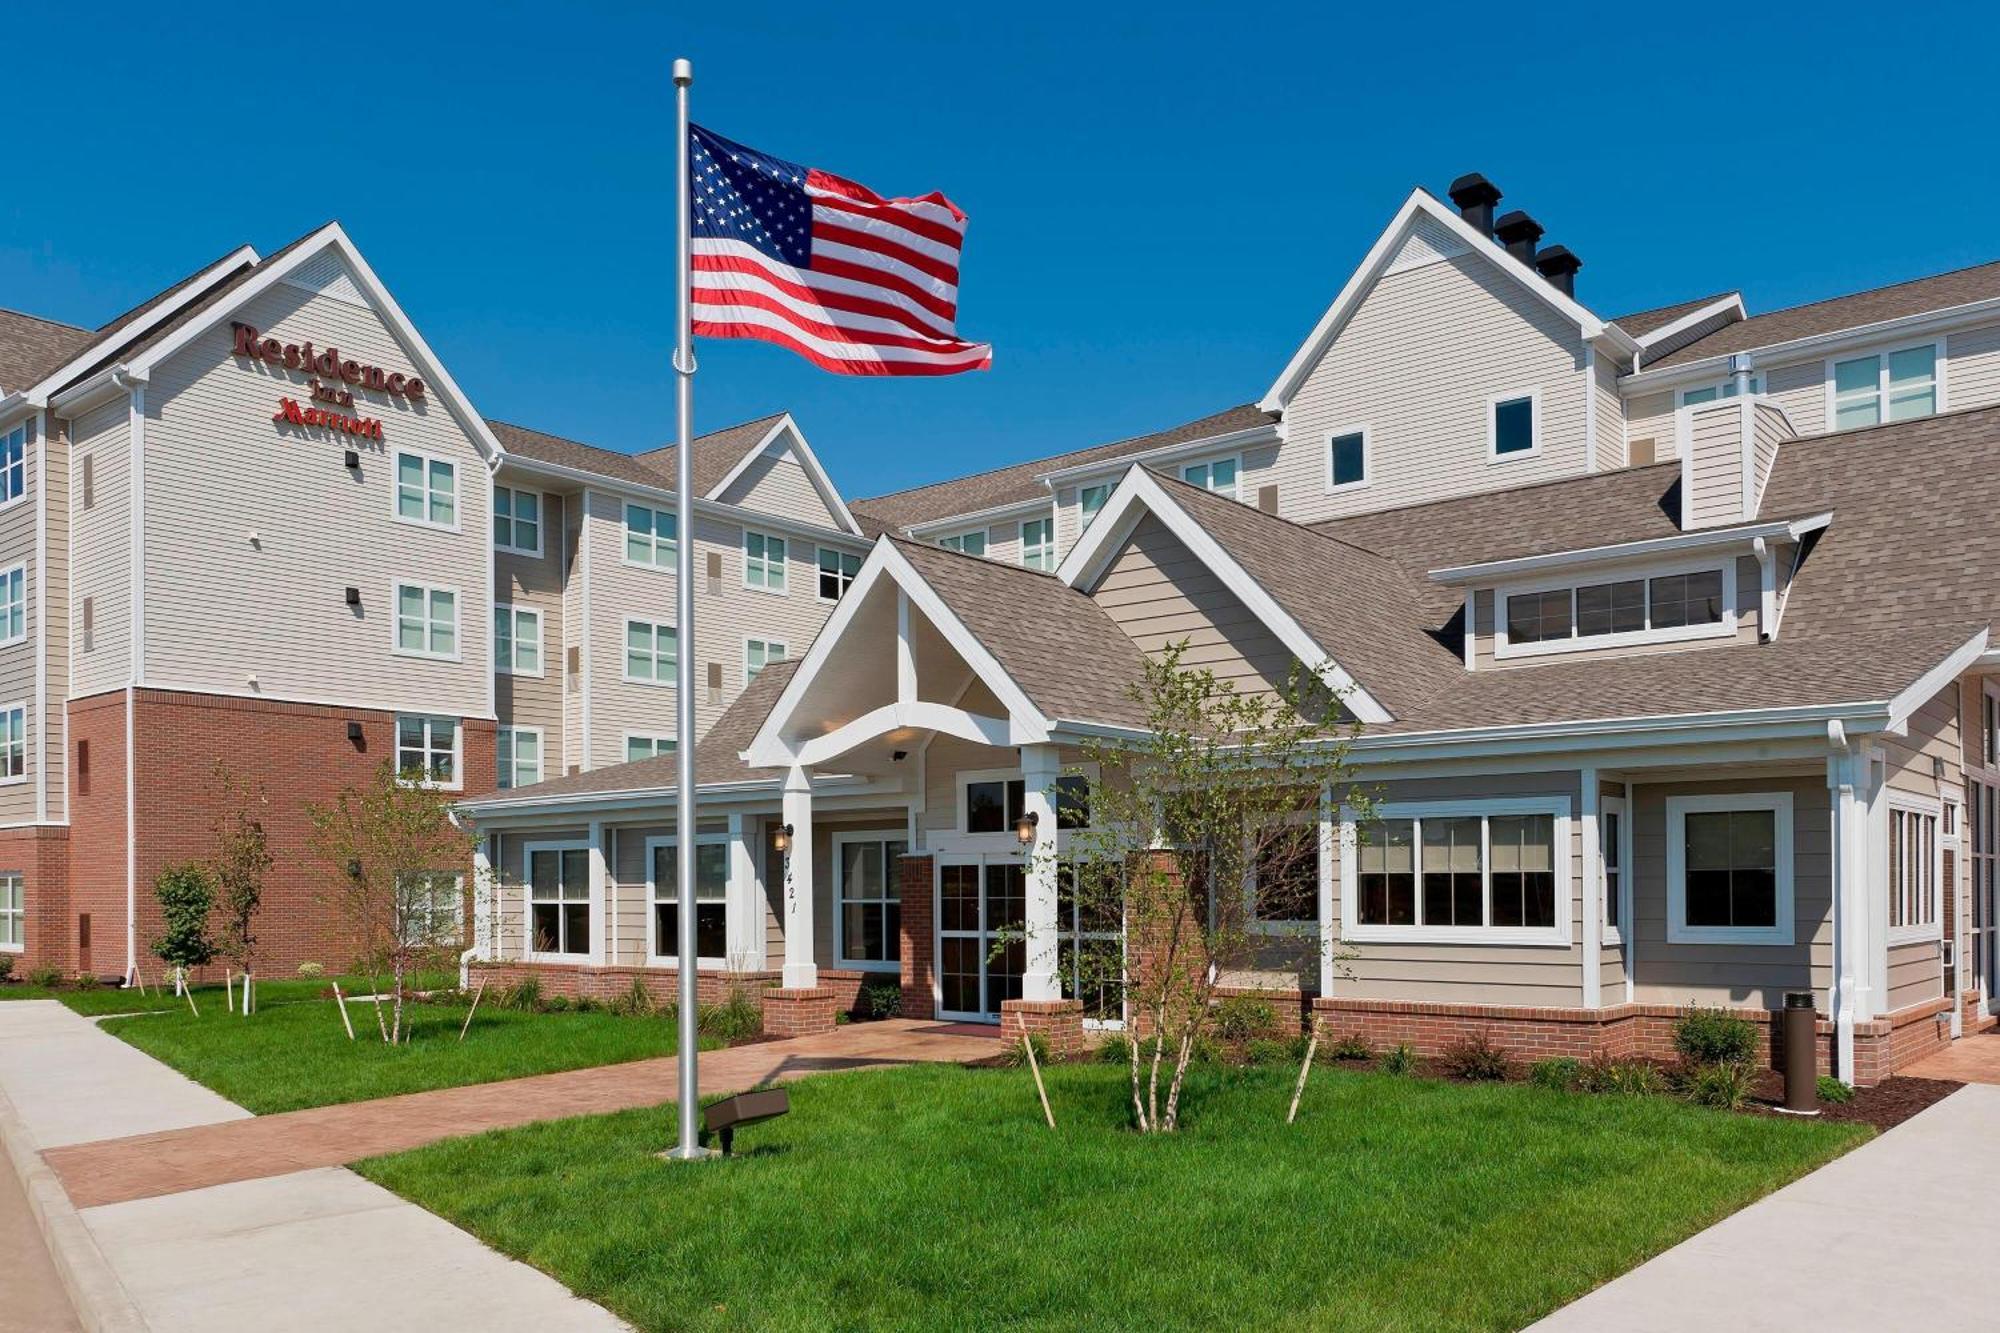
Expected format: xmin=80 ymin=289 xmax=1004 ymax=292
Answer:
xmin=1609 ymin=291 xmax=1739 ymax=340
xmin=634 ymin=412 xmax=788 ymax=496
xmin=488 ymin=413 xmax=797 ymax=498
xmin=0 ymin=309 xmax=91 ymax=395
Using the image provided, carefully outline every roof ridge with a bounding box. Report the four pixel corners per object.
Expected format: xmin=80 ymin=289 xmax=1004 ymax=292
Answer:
xmin=1734 ymin=256 xmax=2000 ymax=326
xmin=634 ymin=410 xmax=790 ymax=460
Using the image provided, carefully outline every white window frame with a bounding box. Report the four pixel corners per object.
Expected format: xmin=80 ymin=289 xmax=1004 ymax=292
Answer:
xmin=1486 ymin=388 xmax=1542 ymax=462
xmin=0 ymin=562 xmax=26 ymax=647
xmin=833 ymin=829 xmax=909 ymax=972
xmin=645 ymin=831 xmax=732 ymax=968
xmin=0 ymin=872 xmax=24 ymax=952
xmin=1079 ymin=484 xmax=1111 ymax=529
xmin=937 ymin=527 xmax=990 ymax=557
xmin=744 ymin=637 xmax=788 ymax=686
xmin=1020 ymin=516 xmax=1056 ymax=571
xmin=623 ymin=618 xmax=679 ymax=686
xmin=623 ymin=502 xmax=678 ymax=569
xmin=1600 ymin=795 xmax=1629 ymax=946
xmin=1323 ymin=425 xmax=1370 ymax=493
xmin=1180 ymin=455 xmax=1242 ymax=499
xmin=1887 ymin=790 xmax=1944 ymax=946
xmin=390 ymin=581 xmax=461 ymax=662
xmin=943 ymin=764 xmax=1098 ymax=852
xmin=743 ymin=529 xmax=788 ymax=595
xmin=1824 ymin=339 xmax=1944 ymax=432
xmin=623 ymin=732 xmax=677 ymax=763
xmin=497 ymin=725 xmax=543 ymax=790
xmin=1338 ymin=796 xmax=1573 ymax=946
xmin=395 ymin=871 xmax=465 ymax=947
xmin=492 ymin=603 xmax=542 ymax=677
xmin=0 ymin=424 xmax=24 ymax=512
xmin=1493 ymin=559 xmax=1737 ymax=660
xmin=392 ymin=447 xmax=460 ymax=532
xmin=522 ymin=838 xmax=591 ymax=961
xmin=815 ymin=546 xmax=861 ymax=603
xmin=1244 ymin=808 xmax=1322 ymax=935
xmin=393 ymin=713 xmax=461 ymax=792
xmin=492 ymin=484 xmax=544 ymax=558
xmin=1665 ymin=791 xmax=1794 ymax=946
xmin=1677 ymin=375 xmax=1764 ymax=408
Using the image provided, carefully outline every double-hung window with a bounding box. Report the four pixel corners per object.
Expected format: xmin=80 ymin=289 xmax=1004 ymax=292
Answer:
xmin=492 ymin=486 xmax=541 ymax=556
xmin=651 ymin=836 xmax=728 ymax=962
xmin=939 ymin=529 xmax=987 ymax=557
xmin=396 ymin=872 xmax=464 ymax=946
xmin=526 ymin=843 xmax=589 ymax=956
xmin=743 ymin=530 xmax=786 ymax=593
xmin=1344 ymin=799 xmax=1567 ymax=943
xmin=497 ymin=726 xmax=542 ymax=789
xmin=1601 ymin=796 xmax=1628 ymax=942
xmin=395 ymin=714 xmax=459 ymax=789
xmin=1247 ymin=816 xmax=1321 ymax=930
xmin=1888 ymin=797 xmax=1941 ymax=942
xmin=0 ymin=705 xmax=25 ymax=783
xmin=625 ymin=503 xmax=677 ymax=566
xmin=1021 ymin=518 xmax=1056 ymax=571
xmin=745 ymin=638 xmax=787 ymax=684
xmin=0 ymin=426 xmax=22 ymax=507
xmin=1666 ymin=792 xmax=1793 ymax=944
xmin=394 ymin=582 xmax=458 ymax=659
xmin=625 ymin=620 xmax=678 ymax=684
xmin=0 ymin=873 xmax=22 ymax=950
xmin=817 ymin=547 xmax=860 ymax=602
xmin=395 ymin=450 xmax=457 ymax=528
xmin=1832 ymin=344 xmax=1938 ymax=430
xmin=1489 ymin=392 xmax=1538 ymax=458
xmin=493 ymin=604 xmax=541 ymax=675
xmin=1182 ymin=457 xmax=1238 ymax=497
xmin=837 ymin=833 xmax=908 ymax=966
xmin=1499 ymin=564 xmax=1729 ymax=657
xmin=625 ymin=734 xmax=677 ymax=763
xmin=0 ymin=563 xmax=25 ymax=645
xmin=1079 ymin=484 xmax=1111 ymax=527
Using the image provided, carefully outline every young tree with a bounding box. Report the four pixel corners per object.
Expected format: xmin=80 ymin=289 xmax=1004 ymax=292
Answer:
xmin=151 ymin=864 xmax=219 ymax=1001
xmin=211 ymin=764 xmax=272 ymax=1015
xmin=307 ymin=761 xmax=478 ymax=1042
xmin=1055 ymin=644 xmax=1369 ymax=1134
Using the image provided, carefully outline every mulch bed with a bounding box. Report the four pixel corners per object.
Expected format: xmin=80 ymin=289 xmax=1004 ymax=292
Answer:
xmin=1743 ymin=1069 xmax=1962 ymax=1132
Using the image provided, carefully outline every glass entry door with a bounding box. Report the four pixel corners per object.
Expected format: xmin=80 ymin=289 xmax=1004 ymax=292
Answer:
xmin=937 ymin=857 xmax=1024 ymax=1021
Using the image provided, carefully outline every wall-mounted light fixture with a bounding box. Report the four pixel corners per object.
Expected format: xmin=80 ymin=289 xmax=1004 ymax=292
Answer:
xmin=772 ymin=823 xmax=796 ymax=854
xmin=1014 ymin=809 xmax=1039 ymax=846
xmin=344 ymin=586 xmax=361 ymax=606
xmin=346 ymin=721 xmax=365 ymax=744
xmin=344 ymin=449 xmax=361 ymax=470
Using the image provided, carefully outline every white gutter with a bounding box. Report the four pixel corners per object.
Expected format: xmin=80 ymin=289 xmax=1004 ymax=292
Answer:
xmin=454 ymin=773 xmax=877 ymax=821
xmin=1427 ymin=512 xmax=1833 ymax=585
xmin=499 ymin=454 xmax=870 ymax=550
xmin=1034 ymin=421 xmax=1283 ymax=489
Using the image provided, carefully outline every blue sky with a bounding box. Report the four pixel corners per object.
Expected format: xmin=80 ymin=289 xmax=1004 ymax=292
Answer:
xmin=6 ymin=2 xmax=1999 ymax=498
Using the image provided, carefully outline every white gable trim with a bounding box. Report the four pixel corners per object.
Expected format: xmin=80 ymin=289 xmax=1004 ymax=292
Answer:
xmin=1626 ymin=293 xmax=1745 ymax=352
xmin=703 ymin=412 xmax=863 ymax=536
xmin=1885 ymin=629 xmax=1988 ymax=735
xmin=745 ymin=537 xmax=1052 ymax=766
xmin=1259 ymin=190 xmax=1628 ymax=413
xmin=1054 ymin=467 xmax=1393 ymax=724
xmin=120 ymin=223 xmax=507 ymax=465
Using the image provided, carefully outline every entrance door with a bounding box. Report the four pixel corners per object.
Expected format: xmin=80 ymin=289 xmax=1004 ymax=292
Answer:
xmin=936 ymin=857 xmax=1025 ymax=1022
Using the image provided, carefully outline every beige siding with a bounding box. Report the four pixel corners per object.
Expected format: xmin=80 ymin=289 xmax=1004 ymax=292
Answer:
xmin=1886 ymin=938 xmax=1943 ymax=1012
xmin=1750 ymin=400 xmax=1791 ymax=514
xmin=494 ymin=488 xmax=568 ymax=778
xmin=1684 ymin=400 xmax=1746 ymax=528
xmin=69 ymin=397 xmax=130 ymax=700
xmin=1883 ymin=682 xmax=1959 ymax=801
xmin=0 ymin=417 xmax=42 ymax=824
xmin=1089 ymin=514 xmax=1297 ymax=698
xmin=142 ymin=274 xmax=492 ymax=717
xmin=713 ymin=444 xmax=842 ymax=530
xmin=562 ymin=493 xmax=586 ymax=774
xmin=1622 ymin=389 xmax=1674 ymax=464
xmin=1473 ymin=554 xmax=1762 ymax=670
xmin=1946 ymin=323 xmax=2000 ymax=411
xmin=1592 ymin=351 xmax=1626 ymax=471
xmin=1762 ymin=360 xmax=1826 ymax=437
xmin=1273 ymin=248 xmax=1590 ymax=523
xmin=41 ymin=411 xmax=68 ymax=821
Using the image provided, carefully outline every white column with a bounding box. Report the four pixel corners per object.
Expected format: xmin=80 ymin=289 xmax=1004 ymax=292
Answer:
xmin=1828 ymin=746 xmax=1868 ymax=1083
xmin=1020 ymin=744 xmax=1062 ymax=1002
xmin=1580 ymin=768 xmax=1602 ymax=1009
xmin=1318 ymin=787 xmax=1338 ymax=997
xmin=468 ymin=834 xmax=495 ymax=984
xmin=1622 ymin=781 xmax=1636 ymax=1003
xmin=727 ymin=810 xmax=762 ymax=970
xmin=781 ymin=766 xmax=817 ymax=990
xmin=588 ymin=820 xmax=609 ymax=966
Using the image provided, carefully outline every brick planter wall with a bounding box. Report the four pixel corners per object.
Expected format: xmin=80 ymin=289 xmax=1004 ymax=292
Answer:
xmin=472 ymin=960 xmax=779 ymax=1007
xmin=1000 ymin=998 xmax=1085 ymax=1056
xmin=763 ymin=987 xmax=843 ymax=1038
xmin=897 ymin=853 xmax=935 ymax=1020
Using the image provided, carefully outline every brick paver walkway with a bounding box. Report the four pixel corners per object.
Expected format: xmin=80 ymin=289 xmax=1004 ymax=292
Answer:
xmin=1903 ymin=1029 xmax=2000 ymax=1085
xmin=43 ymin=1019 xmax=997 ymax=1209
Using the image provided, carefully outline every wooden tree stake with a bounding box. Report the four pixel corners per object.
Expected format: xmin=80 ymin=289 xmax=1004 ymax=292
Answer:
xmin=458 ymin=978 xmax=487 ymax=1042
xmin=1023 ymin=1034 xmax=1056 ymax=1130
xmin=331 ymin=982 xmax=356 ymax=1041
xmin=225 ymin=970 xmax=235 ymax=1014
xmin=182 ymin=970 xmax=200 ymax=1019
xmin=1287 ymin=1016 xmax=1322 ymax=1126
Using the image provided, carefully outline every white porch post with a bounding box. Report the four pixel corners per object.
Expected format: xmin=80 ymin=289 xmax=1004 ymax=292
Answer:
xmin=1020 ymin=743 xmax=1062 ymax=1002
xmin=1579 ymin=769 xmax=1602 ymax=1008
xmin=781 ymin=766 xmax=817 ymax=989
xmin=587 ymin=821 xmax=609 ymax=966
xmin=1828 ymin=744 xmax=1871 ymax=1083
xmin=727 ymin=810 xmax=762 ymax=970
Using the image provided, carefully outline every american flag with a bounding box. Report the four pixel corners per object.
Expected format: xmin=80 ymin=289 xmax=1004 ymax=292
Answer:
xmin=689 ymin=124 xmax=991 ymax=376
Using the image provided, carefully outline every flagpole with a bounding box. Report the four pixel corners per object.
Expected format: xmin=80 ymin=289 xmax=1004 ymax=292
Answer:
xmin=666 ymin=54 xmax=711 ymax=1162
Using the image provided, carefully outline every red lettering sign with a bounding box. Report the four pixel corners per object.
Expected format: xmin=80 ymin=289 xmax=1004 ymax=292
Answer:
xmin=231 ymin=323 xmax=422 ymax=403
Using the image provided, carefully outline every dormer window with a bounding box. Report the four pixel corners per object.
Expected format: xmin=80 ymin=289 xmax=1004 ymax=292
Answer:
xmin=938 ymin=528 xmax=987 ymax=557
xmin=1680 ymin=375 xmax=1762 ymax=406
xmin=1497 ymin=562 xmax=1732 ymax=659
xmin=1182 ymin=457 xmax=1238 ymax=498
xmin=1831 ymin=343 xmax=1937 ymax=430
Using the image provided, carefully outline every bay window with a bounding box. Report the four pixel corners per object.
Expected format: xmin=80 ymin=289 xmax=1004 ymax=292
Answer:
xmin=1343 ymin=799 xmax=1568 ymax=943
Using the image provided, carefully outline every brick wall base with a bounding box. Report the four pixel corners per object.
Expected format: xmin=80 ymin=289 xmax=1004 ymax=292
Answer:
xmin=472 ymin=960 xmax=779 ymax=1007
xmin=762 ymin=987 xmax=844 ymax=1038
xmin=1000 ymin=998 xmax=1085 ymax=1057
xmin=897 ymin=853 xmax=935 ymax=1020
xmin=0 ymin=826 xmax=71 ymax=977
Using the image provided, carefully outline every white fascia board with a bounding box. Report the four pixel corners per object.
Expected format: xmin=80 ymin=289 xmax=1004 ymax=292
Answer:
xmin=702 ymin=413 xmax=864 ymax=537
xmin=1427 ymin=512 xmax=1834 ymax=585
xmin=1033 ymin=421 xmax=1285 ymax=490
xmin=1884 ymin=629 xmax=1989 ymax=733
xmin=1056 ymin=466 xmax=1392 ymax=724
xmin=120 ymin=223 xmax=510 ymax=466
xmin=1260 ymin=191 xmax=1613 ymax=413
xmin=497 ymin=454 xmax=870 ymax=550
xmin=455 ymin=774 xmax=882 ymax=823
xmin=903 ymin=495 xmax=1055 ymax=538
xmin=1621 ymin=293 xmax=2000 ymax=392
xmin=1626 ymin=293 xmax=1746 ymax=351
xmin=23 ymin=246 xmax=259 ymax=405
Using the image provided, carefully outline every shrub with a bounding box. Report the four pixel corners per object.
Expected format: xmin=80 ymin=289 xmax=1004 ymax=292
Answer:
xmin=609 ymin=977 xmax=655 ymax=1018
xmin=1379 ymin=1043 xmax=1416 ymax=1076
xmin=1530 ymin=1057 xmax=1582 ymax=1091
xmin=73 ymin=973 xmax=101 ymax=991
xmin=1212 ymin=996 xmax=1276 ymax=1041
xmin=573 ymin=996 xmax=601 ymax=1014
xmin=834 ymin=1010 xmax=850 ymax=1025
xmin=1441 ymin=1032 xmax=1510 ymax=1081
xmin=1095 ymin=1033 xmax=1133 ymax=1065
xmin=1684 ymin=1059 xmax=1757 ymax=1111
xmin=1001 ymin=1032 xmax=1051 ymax=1068
xmin=860 ymin=980 xmax=903 ymax=1021
xmin=544 ymin=995 xmax=571 ymax=1013
xmin=1328 ymin=1031 xmax=1372 ymax=1061
xmin=1817 ymin=1075 xmax=1856 ymax=1104
xmin=501 ymin=977 xmax=544 ymax=1012
xmin=150 ymin=863 xmax=219 ymax=977
xmin=1244 ymin=1037 xmax=1291 ymax=1066
xmin=1576 ymin=1057 xmax=1667 ymax=1096
xmin=0 ymin=955 xmax=13 ymax=981
xmin=697 ymin=986 xmax=764 ymax=1043
xmin=1286 ymin=1032 xmax=1315 ymax=1061
xmin=296 ymin=961 xmax=325 ymax=979
xmin=1673 ymin=1004 xmax=1758 ymax=1068
xmin=27 ymin=966 xmax=62 ymax=989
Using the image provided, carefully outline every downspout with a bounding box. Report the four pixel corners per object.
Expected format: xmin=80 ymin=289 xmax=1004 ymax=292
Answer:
xmin=113 ymin=367 xmax=146 ymax=981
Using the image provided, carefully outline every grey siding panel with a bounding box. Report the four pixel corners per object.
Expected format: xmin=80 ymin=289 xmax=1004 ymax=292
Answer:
xmin=494 ymin=489 xmax=567 ymax=776
xmin=562 ymin=493 xmax=585 ymax=772
xmin=69 ymin=397 xmax=130 ymax=699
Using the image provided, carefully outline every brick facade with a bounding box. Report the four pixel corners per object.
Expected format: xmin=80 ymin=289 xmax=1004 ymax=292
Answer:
xmin=1000 ymin=997 xmax=1086 ymax=1056
xmin=897 ymin=852 xmax=935 ymax=1020
xmin=762 ymin=987 xmax=844 ymax=1037
xmin=0 ymin=826 xmax=71 ymax=975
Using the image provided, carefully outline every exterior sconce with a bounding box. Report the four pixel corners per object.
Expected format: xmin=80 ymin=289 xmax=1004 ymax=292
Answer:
xmin=344 ymin=449 xmax=361 ymax=470
xmin=1015 ymin=810 xmax=1039 ymax=846
xmin=346 ymin=721 xmax=365 ymax=744
xmin=773 ymin=823 xmax=796 ymax=855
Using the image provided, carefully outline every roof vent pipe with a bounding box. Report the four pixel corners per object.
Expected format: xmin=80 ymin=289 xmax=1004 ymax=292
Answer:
xmin=1493 ymin=211 xmax=1544 ymax=267
xmin=1446 ymin=173 xmax=1502 ymax=237
xmin=1533 ymin=245 xmax=1582 ymax=297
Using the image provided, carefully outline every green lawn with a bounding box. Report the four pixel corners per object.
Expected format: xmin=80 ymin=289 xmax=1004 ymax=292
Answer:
xmin=356 ymin=1061 xmax=1867 ymax=1332
xmin=0 ymin=970 xmax=454 ymax=1017
xmin=103 ymin=995 xmax=712 ymax=1114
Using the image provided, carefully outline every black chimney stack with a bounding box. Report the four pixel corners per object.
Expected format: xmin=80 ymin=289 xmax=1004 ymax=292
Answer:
xmin=1534 ymin=244 xmax=1582 ymax=297
xmin=1447 ymin=173 xmax=1502 ymax=237
xmin=1493 ymin=210 xmax=1544 ymax=267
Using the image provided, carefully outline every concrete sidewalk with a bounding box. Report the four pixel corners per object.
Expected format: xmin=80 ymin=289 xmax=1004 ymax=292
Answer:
xmin=1532 ymin=1083 xmax=1999 ymax=1331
